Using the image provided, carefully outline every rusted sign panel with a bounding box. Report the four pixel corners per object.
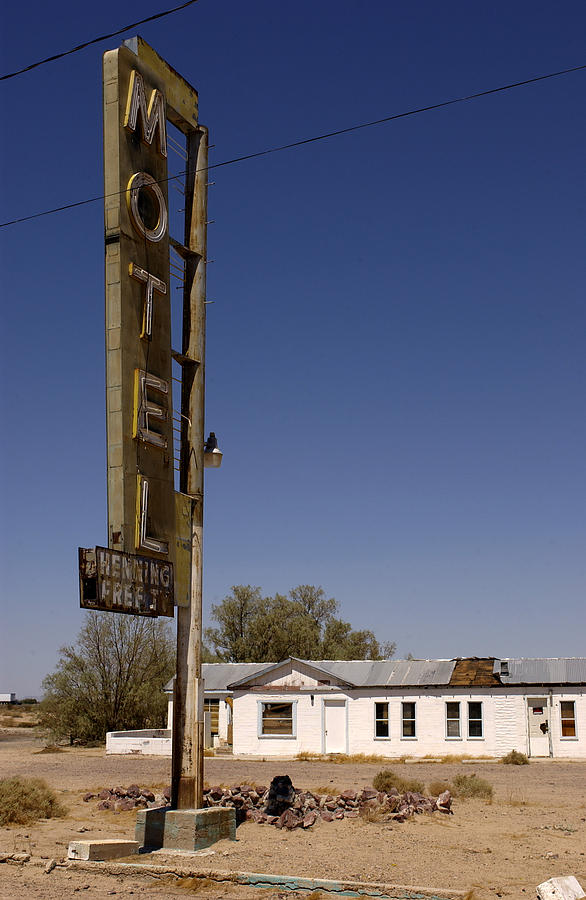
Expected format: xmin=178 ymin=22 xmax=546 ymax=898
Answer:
xmin=79 ymin=547 xmax=174 ymax=617
xmin=103 ymin=42 xmax=177 ymax=563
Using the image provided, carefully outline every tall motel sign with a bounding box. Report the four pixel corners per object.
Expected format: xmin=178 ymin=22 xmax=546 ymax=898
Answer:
xmin=79 ymin=37 xmax=210 ymax=809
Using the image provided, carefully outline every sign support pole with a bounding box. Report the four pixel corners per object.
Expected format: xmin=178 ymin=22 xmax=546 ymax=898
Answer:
xmin=171 ymin=125 xmax=208 ymax=811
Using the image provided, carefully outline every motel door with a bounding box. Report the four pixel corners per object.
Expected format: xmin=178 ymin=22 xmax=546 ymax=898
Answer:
xmin=527 ymin=698 xmax=550 ymax=757
xmin=324 ymin=699 xmax=347 ymax=754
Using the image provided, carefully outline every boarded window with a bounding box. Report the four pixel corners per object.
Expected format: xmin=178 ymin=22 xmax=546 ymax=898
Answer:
xmin=402 ymin=702 xmax=416 ymax=738
xmin=375 ymin=702 xmax=389 ymax=738
xmin=446 ymin=701 xmax=460 ymax=738
xmin=204 ymin=699 xmax=219 ymax=736
xmin=261 ymin=702 xmax=293 ymax=736
xmin=468 ymin=701 xmax=483 ymax=738
xmin=560 ymin=701 xmax=576 ymax=738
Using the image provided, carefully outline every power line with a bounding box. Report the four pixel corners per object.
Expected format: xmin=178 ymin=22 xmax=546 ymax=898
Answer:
xmin=1 ymin=62 xmax=585 ymax=230
xmin=0 ymin=0 xmax=202 ymax=82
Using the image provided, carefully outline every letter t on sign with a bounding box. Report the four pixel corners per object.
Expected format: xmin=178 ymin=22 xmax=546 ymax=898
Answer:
xmin=129 ymin=263 xmax=167 ymax=339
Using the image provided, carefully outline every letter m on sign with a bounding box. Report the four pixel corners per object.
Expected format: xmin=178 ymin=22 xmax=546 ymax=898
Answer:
xmin=124 ymin=70 xmax=167 ymax=157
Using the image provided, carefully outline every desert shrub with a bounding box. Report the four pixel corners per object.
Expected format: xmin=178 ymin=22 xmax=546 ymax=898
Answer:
xmin=428 ymin=780 xmax=451 ymax=796
xmin=372 ymin=769 xmax=424 ymax=794
xmin=450 ymin=773 xmax=493 ymax=800
xmin=501 ymin=750 xmax=529 ymax=765
xmin=313 ymin=785 xmax=343 ymax=795
xmin=0 ymin=777 xmax=67 ymax=825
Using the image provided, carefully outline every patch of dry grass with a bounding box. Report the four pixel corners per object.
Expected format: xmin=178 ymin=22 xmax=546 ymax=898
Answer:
xmin=501 ymin=750 xmax=529 ymax=765
xmin=0 ymin=777 xmax=67 ymax=826
xmin=296 ymin=751 xmax=406 ymax=764
xmin=422 ymin=753 xmax=494 ymax=764
xmin=33 ymin=744 xmax=65 ymax=754
xmin=372 ymin=768 xmax=424 ymax=794
xmin=450 ymin=773 xmax=493 ymax=801
xmin=312 ymin=785 xmax=343 ymax=795
xmin=428 ymin=779 xmax=451 ymax=796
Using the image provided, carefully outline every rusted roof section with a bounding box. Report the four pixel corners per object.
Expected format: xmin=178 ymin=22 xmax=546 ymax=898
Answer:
xmin=449 ymin=658 xmax=501 ymax=687
xmin=494 ymin=658 xmax=586 ymax=685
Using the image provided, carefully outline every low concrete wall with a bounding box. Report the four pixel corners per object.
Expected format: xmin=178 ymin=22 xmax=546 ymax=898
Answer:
xmin=106 ymin=729 xmax=172 ymax=756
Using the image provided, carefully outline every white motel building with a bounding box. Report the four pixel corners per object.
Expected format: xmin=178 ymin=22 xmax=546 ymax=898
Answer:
xmin=141 ymin=656 xmax=585 ymax=760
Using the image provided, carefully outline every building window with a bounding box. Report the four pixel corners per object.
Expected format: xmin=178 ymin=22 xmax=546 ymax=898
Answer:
xmin=560 ymin=701 xmax=576 ymax=738
xmin=375 ymin=702 xmax=389 ymax=738
xmin=446 ymin=701 xmax=461 ymax=738
xmin=260 ymin=702 xmax=294 ymax=737
xmin=204 ymin=699 xmax=219 ymax=737
xmin=468 ymin=701 xmax=483 ymax=738
xmin=401 ymin=702 xmax=416 ymax=738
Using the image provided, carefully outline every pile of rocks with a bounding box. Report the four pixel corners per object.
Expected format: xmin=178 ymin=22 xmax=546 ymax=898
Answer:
xmin=204 ymin=784 xmax=453 ymax=829
xmin=83 ymin=784 xmax=169 ymax=812
xmin=85 ymin=783 xmax=452 ymax=828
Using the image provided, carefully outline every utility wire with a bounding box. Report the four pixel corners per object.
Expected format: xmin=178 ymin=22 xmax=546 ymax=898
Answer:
xmin=1 ymin=62 xmax=585 ymax=230
xmin=0 ymin=0 xmax=201 ymax=82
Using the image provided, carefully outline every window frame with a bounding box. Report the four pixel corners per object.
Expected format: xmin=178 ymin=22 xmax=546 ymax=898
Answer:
xmin=257 ymin=700 xmax=297 ymax=739
xmin=445 ymin=701 xmax=461 ymax=739
xmin=560 ymin=700 xmax=577 ymax=739
xmin=374 ymin=701 xmax=390 ymax=739
xmin=401 ymin=701 xmax=417 ymax=739
xmin=467 ymin=701 xmax=483 ymax=739
xmin=204 ymin=698 xmax=220 ymax=737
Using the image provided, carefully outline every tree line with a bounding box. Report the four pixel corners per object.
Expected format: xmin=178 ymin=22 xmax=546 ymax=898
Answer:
xmin=40 ymin=585 xmax=393 ymax=741
xmin=205 ymin=584 xmax=395 ymax=662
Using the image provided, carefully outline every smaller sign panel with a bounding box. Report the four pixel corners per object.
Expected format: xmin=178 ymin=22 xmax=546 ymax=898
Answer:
xmin=79 ymin=546 xmax=174 ymax=617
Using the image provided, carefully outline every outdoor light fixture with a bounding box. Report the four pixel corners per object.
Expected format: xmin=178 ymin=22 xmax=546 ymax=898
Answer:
xmin=204 ymin=431 xmax=223 ymax=468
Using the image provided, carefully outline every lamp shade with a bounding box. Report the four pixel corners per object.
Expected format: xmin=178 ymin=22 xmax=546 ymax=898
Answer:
xmin=204 ymin=431 xmax=223 ymax=468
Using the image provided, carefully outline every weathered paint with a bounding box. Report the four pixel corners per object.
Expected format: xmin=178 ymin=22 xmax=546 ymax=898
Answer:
xmin=66 ymin=860 xmax=467 ymax=900
xmin=136 ymin=807 xmax=236 ymax=852
xmin=232 ymin=661 xmax=586 ymax=758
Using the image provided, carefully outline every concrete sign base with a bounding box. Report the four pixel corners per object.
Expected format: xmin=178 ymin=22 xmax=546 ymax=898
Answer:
xmin=68 ymin=840 xmax=139 ymax=861
xmin=136 ymin=807 xmax=236 ymax=852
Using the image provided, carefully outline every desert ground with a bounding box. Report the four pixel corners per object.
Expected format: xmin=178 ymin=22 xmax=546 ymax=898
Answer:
xmin=1 ymin=728 xmax=585 ymax=900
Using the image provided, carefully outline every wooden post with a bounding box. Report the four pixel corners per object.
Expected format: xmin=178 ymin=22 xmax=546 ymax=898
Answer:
xmin=171 ymin=125 xmax=208 ymax=810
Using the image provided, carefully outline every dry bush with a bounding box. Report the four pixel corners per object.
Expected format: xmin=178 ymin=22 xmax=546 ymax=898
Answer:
xmin=297 ymin=752 xmax=392 ymax=764
xmin=435 ymin=754 xmax=493 ymax=763
xmin=501 ymin=750 xmax=529 ymax=765
xmin=313 ymin=785 xmax=343 ymax=795
xmin=428 ymin=780 xmax=451 ymax=796
xmin=372 ymin=769 xmax=424 ymax=794
xmin=0 ymin=777 xmax=67 ymax=825
xmin=451 ymin=773 xmax=493 ymax=800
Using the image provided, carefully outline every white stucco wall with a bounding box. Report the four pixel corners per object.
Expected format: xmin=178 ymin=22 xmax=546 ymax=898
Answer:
xmin=232 ymin=680 xmax=586 ymax=759
xmin=106 ymin=729 xmax=171 ymax=755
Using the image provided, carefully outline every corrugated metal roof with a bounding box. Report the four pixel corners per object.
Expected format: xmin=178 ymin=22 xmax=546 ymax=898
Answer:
xmin=164 ymin=662 xmax=269 ymax=693
xmin=165 ymin=657 xmax=586 ymax=694
xmin=227 ymin=658 xmax=456 ymax=688
xmin=493 ymin=658 xmax=586 ymax=685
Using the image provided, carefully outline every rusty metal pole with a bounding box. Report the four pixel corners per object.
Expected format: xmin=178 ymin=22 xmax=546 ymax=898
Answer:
xmin=171 ymin=125 xmax=208 ymax=810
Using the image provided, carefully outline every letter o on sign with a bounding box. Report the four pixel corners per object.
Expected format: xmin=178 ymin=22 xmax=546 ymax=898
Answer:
xmin=126 ymin=172 xmax=168 ymax=242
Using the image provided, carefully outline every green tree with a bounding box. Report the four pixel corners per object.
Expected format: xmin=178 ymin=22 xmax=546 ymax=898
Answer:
xmin=204 ymin=585 xmax=395 ymax=662
xmin=40 ymin=613 xmax=175 ymax=742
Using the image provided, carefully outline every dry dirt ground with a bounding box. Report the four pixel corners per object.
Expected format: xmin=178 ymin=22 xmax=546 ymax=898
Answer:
xmin=1 ymin=730 xmax=585 ymax=900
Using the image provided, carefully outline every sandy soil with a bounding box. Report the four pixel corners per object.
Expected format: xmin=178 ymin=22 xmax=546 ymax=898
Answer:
xmin=1 ymin=730 xmax=585 ymax=900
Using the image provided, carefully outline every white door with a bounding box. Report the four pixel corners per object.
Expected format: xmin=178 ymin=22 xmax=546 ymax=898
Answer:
xmin=324 ymin=700 xmax=346 ymax=754
xmin=527 ymin=698 xmax=550 ymax=757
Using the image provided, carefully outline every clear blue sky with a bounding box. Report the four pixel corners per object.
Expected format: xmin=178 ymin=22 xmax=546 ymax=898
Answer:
xmin=1 ymin=1 xmax=585 ymax=697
